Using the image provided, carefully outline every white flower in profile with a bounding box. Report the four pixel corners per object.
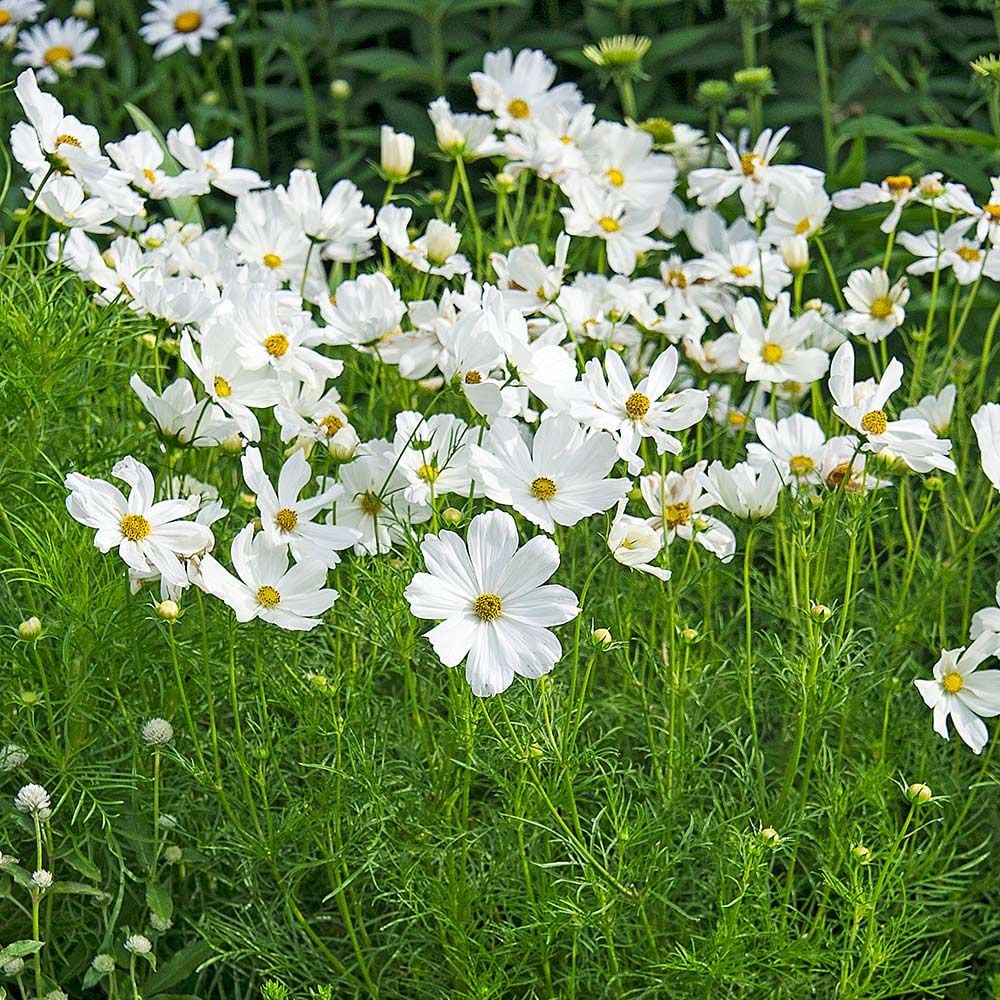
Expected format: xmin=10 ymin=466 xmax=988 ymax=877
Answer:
xmin=972 ymin=402 xmax=1000 ymax=491
xmin=129 ymin=375 xmax=237 ymax=447
xmin=279 ymin=172 xmax=376 ymax=260
xmin=569 ymin=346 xmax=708 ymax=475
xmin=841 ymin=267 xmax=910 ymax=342
xmin=704 ymin=461 xmax=782 ymax=519
xmin=832 ymin=173 xmax=920 ymax=234
xmin=607 ymin=501 xmax=670 ymax=581
xmin=392 ymin=412 xmax=477 ymax=507
xmin=897 ymin=220 xmax=999 ymax=286
xmin=166 ymin=123 xmax=266 ymax=197
xmin=901 ymin=385 xmax=956 ymax=436
xmin=427 ymin=97 xmax=503 ymax=161
xmin=14 ymin=17 xmax=104 ymax=83
xmin=761 ymin=181 xmax=831 ymax=243
xmin=241 ymin=447 xmax=359 ymax=568
xmin=914 ymin=632 xmax=1000 ymax=754
xmin=105 ymin=132 xmax=207 ymax=199
xmin=28 ymin=175 xmax=117 ymax=234
xmin=971 ymin=582 xmax=1000 ymax=642
xmin=273 ymin=377 xmax=358 ymax=458
xmin=198 ymin=523 xmax=337 ymax=631
xmin=470 ymin=416 xmax=629 ymax=532
xmin=376 ymin=205 xmax=469 ymax=278
xmin=734 ymin=295 xmax=828 ymax=385
xmin=747 ymin=414 xmax=827 ymax=491
xmin=404 ymin=510 xmax=580 ymax=697
xmin=140 ymin=0 xmax=234 ymax=59
xmin=65 ymin=456 xmax=214 ymax=588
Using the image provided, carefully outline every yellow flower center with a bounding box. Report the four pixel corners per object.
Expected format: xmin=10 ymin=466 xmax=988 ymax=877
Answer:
xmin=320 ymin=414 xmax=344 ymax=437
xmin=143 ymin=168 xmax=157 ymax=184
xmin=598 ymin=216 xmax=621 ymax=233
xmin=761 ymin=342 xmax=784 ymax=364
xmin=730 ymin=265 xmax=753 ymax=278
xmin=860 ymin=409 xmax=888 ymax=436
xmin=55 ymin=134 xmax=82 ymax=148
xmin=264 ymin=333 xmax=289 ymax=357
xmin=664 ymin=501 xmax=691 ymax=528
xmin=0 ymin=11 xmax=11 ymax=27
xmin=473 ymin=592 xmax=503 ymax=621
xmin=120 ymin=513 xmax=152 ymax=542
xmin=789 ymin=455 xmax=815 ymax=476
xmin=956 ymin=246 xmax=981 ymax=262
xmin=213 ymin=375 xmax=232 ymax=398
xmin=530 ymin=476 xmax=558 ymax=500
xmin=358 ymin=491 xmax=383 ymax=516
xmin=262 ymin=253 xmax=283 ymax=269
xmin=274 ymin=508 xmax=298 ymax=532
xmin=507 ymin=98 xmax=530 ymax=119
xmin=606 ymin=168 xmax=625 ymax=187
xmin=464 ymin=370 xmax=482 ymax=385
xmin=174 ymin=10 xmax=203 ymax=32
xmin=417 ymin=463 xmax=439 ymax=483
xmin=624 ymin=391 xmax=650 ymax=419
xmin=666 ymin=269 xmax=687 ymax=288
xmin=869 ymin=296 xmax=894 ymax=319
xmin=559 ymin=134 xmax=573 ymax=145
xmin=740 ymin=153 xmax=761 ymax=176
xmin=727 ymin=411 xmax=746 ymax=427
xmin=942 ymin=671 xmax=964 ymax=694
xmin=795 ymin=217 xmax=811 ymax=235
xmin=256 ymin=585 xmax=281 ymax=608
xmin=44 ymin=45 xmax=74 ymax=65
xmin=885 ymin=174 xmax=913 ymax=195
xmin=984 ymin=203 xmax=1000 ymax=221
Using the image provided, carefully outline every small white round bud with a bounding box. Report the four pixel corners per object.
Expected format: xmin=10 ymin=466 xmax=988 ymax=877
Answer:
xmin=142 ymin=718 xmax=174 ymax=747
xmin=329 ymin=79 xmax=351 ymax=100
xmin=31 ymin=869 xmax=54 ymax=890
xmin=0 ymin=744 xmax=28 ymax=771
xmin=92 ymin=954 xmax=116 ymax=974
xmin=780 ymin=234 xmax=809 ymax=272
xmin=852 ymin=844 xmax=872 ymax=863
xmin=907 ymin=782 xmax=932 ymax=804
xmin=221 ymin=434 xmax=244 ymax=455
xmin=156 ymin=600 xmax=180 ymax=622
xmin=592 ymin=628 xmax=613 ymax=650
xmin=15 ymin=783 xmax=51 ymax=817
xmin=124 ymin=934 xmax=152 ymax=955
xmin=18 ymin=616 xmax=42 ymax=640
xmin=164 ymin=845 xmax=183 ymax=864
xmin=441 ymin=507 xmax=463 ymax=525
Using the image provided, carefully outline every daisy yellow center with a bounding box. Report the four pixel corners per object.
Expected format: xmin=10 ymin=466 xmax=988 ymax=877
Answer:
xmin=0 ymin=12 xmax=11 ymax=26
xmin=274 ymin=508 xmax=298 ymax=532
xmin=598 ymin=216 xmax=620 ymax=233
xmin=507 ymin=98 xmax=530 ymax=120
xmin=885 ymin=174 xmax=913 ymax=195
xmin=464 ymin=370 xmax=482 ymax=385
xmin=559 ymin=134 xmax=573 ymax=145
xmin=213 ymin=375 xmax=232 ymax=398
xmin=740 ymin=153 xmax=760 ymax=176
xmin=264 ymin=333 xmax=289 ymax=357
xmin=664 ymin=501 xmax=691 ymax=528
xmin=869 ymin=296 xmax=894 ymax=319
xmin=530 ymin=476 xmax=558 ymax=500
xmin=984 ymin=203 xmax=1000 ymax=221
xmin=666 ymin=269 xmax=687 ymax=288
xmin=761 ymin=342 xmax=783 ymax=363
xmin=606 ymin=168 xmax=625 ymax=187
xmin=861 ymin=409 xmax=888 ymax=436
xmin=174 ymin=10 xmax=203 ymax=32
xmin=320 ymin=414 xmax=344 ymax=437
xmin=417 ymin=463 xmax=439 ymax=483
xmin=727 ymin=411 xmax=746 ymax=427
xmin=625 ymin=391 xmax=650 ymax=420
xmin=942 ymin=671 xmax=964 ymax=694
xmin=256 ymin=585 xmax=280 ymax=608
xmin=789 ymin=455 xmax=815 ymax=476
xmin=473 ymin=592 xmax=503 ymax=621
xmin=358 ymin=491 xmax=383 ymax=516
xmin=143 ymin=168 xmax=157 ymax=184
xmin=957 ymin=246 xmax=981 ymax=262
xmin=730 ymin=265 xmax=753 ymax=278
xmin=262 ymin=253 xmax=283 ymax=269
xmin=44 ymin=45 xmax=74 ymax=65
xmin=55 ymin=134 xmax=81 ymax=148
xmin=120 ymin=513 xmax=152 ymax=541
xmin=795 ymin=217 xmax=811 ymax=235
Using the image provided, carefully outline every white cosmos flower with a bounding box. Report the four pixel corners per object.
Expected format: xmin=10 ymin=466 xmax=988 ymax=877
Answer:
xmin=971 ymin=582 xmax=1000 ymax=643
xmin=27 ymin=175 xmax=117 ymax=234
xmin=841 ymin=267 xmax=910 ymax=342
xmin=65 ymin=456 xmax=214 ymax=588
xmin=900 ymin=385 xmax=956 ymax=436
xmin=897 ymin=219 xmax=1000 ymax=286
xmin=704 ymin=460 xmax=782 ymax=519
xmin=14 ymin=17 xmax=104 ymax=83
xmin=241 ymin=447 xmax=359 ymax=568
xmin=761 ymin=182 xmax=831 ymax=243
xmin=914 ymin=632 xmax=1000 ymax=754
xmin=832 ymin=174 xmax=920 ymax=234
xmin=199 ymin=524 xmax=337 ymax=631
xmin=0 ymin=1 xmax=43 ymax=41
xmin=140 ymin=0 xmax=234 ymax=59
xmin=105 ymin=132 xmax=207 ymax=199
xmin=376 ymin=204 xmax=470 ymax=278
xmin=747 ymin=414 xmax=827 ymax=491
xmin=972 ymin=402 xmax=1000 ymax=491
xmin=581 ymin=121 xmax=677 ymax=210
xmin=166 ymin=124 xmax=266 ymax=197
xmin=607 ymin=501 xmax=670 ymax=581
xmin=229 ymin=190 xmax=318 ymax=289
xmin=697 ymin=238 xmax=790 ymax=300
xmin=279 ymin=172 xmax=375 ymax=261
xmin=427 ymin=97 xmax=503 ymax=161
xmin=272 ymin=377 xmax=358 ymax=458
xmin=404 ymin=510 xmax=580 ymax=697
xmin=129 ymin=374 xmax=237 ymax=447
xmin=317 ymin=272 xmax=404 ymax=346
xmin=392 ymin=411 xmax=477 ymax=506
xmin=470 ymin=415 xmax=629 ymax=533
xmin=734 ymin=294 xmax=828 ymax=385
xmin=569 ymin=346 xmax=708 ymax=475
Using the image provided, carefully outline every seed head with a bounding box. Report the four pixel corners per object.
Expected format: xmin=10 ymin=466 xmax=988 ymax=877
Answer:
xmin=142 ymin=718 xmax=174 ymax=747
xmin=696 ymin=79 xmax=732 ymax=108
xmin=733 ymin=65 xmax=776 ymax=97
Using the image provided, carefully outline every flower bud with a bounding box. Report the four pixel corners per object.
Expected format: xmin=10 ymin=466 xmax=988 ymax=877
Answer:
xmin=201 ymin=91 xmax=221 ymax=108
xmin=696 ymin=79 xmax=732 ymax=108
xmin=14 ymin=783 xmax=51 ymax=817
xmin=733 ymin=65 xmax=776 ymax=98
xmin=221 ymin=433 xmax=244 ymax=455
xmin=18 ymin=616 xmax=42 ymax=641
xmin=164 ymin=845 xmax=183 ymax=864
xmin=156 ymin=600 xmax=180 ymax=622
xmin=0 ymin=744 xmax=28 ymax=771
xmin=852 ymin=844 xmax=872 ymax=863
xmin=31 ymin=869 xmax=54 ymax=891
xmin=759 ymin=827 xmax=781 ymax=846
xmin=329 ymin=79 xmax=351 ymax=100
xmin=124 ymin=934 xmax=152 ymax=955
xmin=380 ymin=126 xmax=415 ymax=182
xmin=907 ymin=782 xmax=932 ymax=804
xmin=809 ymin=603 xmax=832 ymax=621
xmin=424 ymin=219 xmax=461 ymax=265
xmin=592 ymin=627 xmax=613 ymax=650
xmin=680 ymin=626 xmax=699 ymax=643
xmin=442 ymin=507 xmax=463 ymax=525
xmin=804 ymin=297 xmax=824 ymax=312
xmin=141 ymin=718 xmax=174 ymax=747
xmin=294 ymin=158 xmax=315 ymax=172
xmin=781 ymin=235 xmax=809 ymax=273
xmin=72 ymin=0 xmax=95 ymax=17
xmin=495 ymin=171 xmax=516 ymax=193
xmin=91 ymin=954 xmax=116 ymax=975
xmin=427 ymin=188 xmax=446 ymax=207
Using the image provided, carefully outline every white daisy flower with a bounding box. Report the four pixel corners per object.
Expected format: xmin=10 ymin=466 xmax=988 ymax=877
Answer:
xmin=404 ymin=510 xmax=580 ymax=697
xmin=747 ymin=414 xmax=827 ymax=491
xmin=14 ymin=17 xmax=104 ymax=83
xmin=317 ymin=272 xmax=404 ymax=346
xmin=105 ymin=131 xmax=207 ymax=200
xmin=470 ymin=415 xmax=629 ymax=533
xmin=392 ymin=411 xmax=477 ymax=507
xmin=900 ymin=385 xmax=956 ymax=436
xmin=65 ymin=456 xmax=214 ymax=588
xmin=198 ymin=524 xmax=337 ymax=631
xmin=914 ymin=633 xmax=1000 ymax=754
xmin=0 ymin=1 xmax=43 ymax=41
xmin=279 ymin=171 xmax=375 ymax=261
xmin=704 ymin=460 xmax=782 ymax=519
xmin=734 ymin=294 xmax=829 ymax=386
xmin=580 ymin=121 xmax=677 ymax=210
xmin=427 ymin=97 xmax=503 ymax=161
xmin=897 ymin=220 xmax=1000 ymax=286
xmin=140 ymin=0 xmax=234 ymax=59
xmin=841 ymin=267 xmax=910 ymax=343
xmin=166 ymin=123 xmax=266 ymax=197
xmin=606 ymin=501 xmax=670 ymax=581
xmin=129 ymin=374 xmax=237 ymax=447
xmin=972 ymin=402 xmax=1000 ymax=491
xmin=832 ymin=173 xmax=920 ymax=234
xmin=272 ymin=377 xmax=358 ymax=458
xmin=376 ymin=205 xmax=470 ymax=279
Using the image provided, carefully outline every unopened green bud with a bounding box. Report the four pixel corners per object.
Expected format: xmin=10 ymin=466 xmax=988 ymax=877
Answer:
xmin=733 ymin=65 xmax=776 ymax=98
xmin=18 ymin=616 xmax=42 ymax=641
xmin=330 ymin=79 xmax=351 ymax=100
xmin=696 ymin=79 xmax=732 ymax=109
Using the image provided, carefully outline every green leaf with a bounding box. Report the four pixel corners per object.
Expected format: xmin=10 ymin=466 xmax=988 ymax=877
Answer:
xmin=144 ymin=941 xmax=214 ymax=996
xmin=50 ymin=880 xmax=107 ymax=898
xmin=146 ymin=881 xmax=173 ymax=925
xmin=123 ymin=102 xmax=205 ymax=228
xmin=61 ymin=850 xmax=101 ymax=882
xmin=0 ymin=940 xmax=44 ymax=965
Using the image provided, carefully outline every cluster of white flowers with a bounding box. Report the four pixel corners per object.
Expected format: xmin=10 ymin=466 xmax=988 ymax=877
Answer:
xmin=12 ymin=47 xmax=1000 ymax=720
